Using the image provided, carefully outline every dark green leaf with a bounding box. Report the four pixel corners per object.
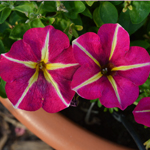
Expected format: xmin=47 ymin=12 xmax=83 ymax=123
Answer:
xmin=93 ymin=7 xmax=104 ymax=27
xmin=118 ymin=10 xmax=146 ymax=35
xmin=71 ymin=15 xmax=82 ymax=26
xmin=72 ymin=28 xmax=79 ymax=38
xmin=130 ymin=40 xmax=150 ymax=49
xmin=129 ymin=1 xmax=150 ymax=24
xmin=110 ymin=1 xmax=123 ymax=5
xmin=30 ymin=18 xmax=45 ymax=28
xmin=0 ymin=78 xmax=7 ymax=98
xmin=85 ymin=1 xmax=95 ymax=6
xmin=0 ymin=4 xmax=6 ymax=11
xmin=0 ymin=39 xmax=5 ymax=53
xmin=9 ymin=23 xmax=30 ymax=40
xmin=93 ymin=2 xmax=118 ymax=27
xmin=62 ymin=1 xmax=86 ymax=19
xmin=40 ymin=1 xmax=56 ymax=13
xmin=82 ymin=7 xmax=92 ymax=19
xmin=9 ymin=11 xmax=24 ymax=25
xmin=42 ymin=17 xmax=55 ymax=26
xmin=0 ymin=7 xmax=11 ymax=24
xmin=100 ymin=2 xmax=118 ymax=24
xmin=14 ymin=2 xmax=37 ymax=17
xmin=53 ymin=13 xmax=72 ymax=41
xmin=0 ymin=21 xmax=9 ymax=33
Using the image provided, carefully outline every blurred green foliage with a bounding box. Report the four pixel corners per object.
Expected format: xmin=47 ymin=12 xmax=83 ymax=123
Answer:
xmin=0 ymin=1 xmax=150 ymax=103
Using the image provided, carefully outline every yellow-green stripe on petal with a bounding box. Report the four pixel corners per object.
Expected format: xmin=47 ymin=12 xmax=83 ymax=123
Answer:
xmin=2 ymin=54 xmax=37 ymax=69
xmin=43 ymin=69 xmax=69 ymax=107
xmin=107 ymin=75 xmax=121 ymax=105
xmin=73 ymin=72 xmax=103 ymax=91
xmin=73 ymin=40 xmax=101 ymax=67
xmin=112 ymin=63 xmax=150 ymax=71
xmin=41 ymin=31 xmax=49 ymax=63
xmin=14 ymin=68 xmax=39 ymax=108
xmin=134 ymin=110 xmax=150 ymax=113
xmin=46 ymin=63 xmax=78 ymax=70
xmin=109 ymin=24 xmax=120 ymax=61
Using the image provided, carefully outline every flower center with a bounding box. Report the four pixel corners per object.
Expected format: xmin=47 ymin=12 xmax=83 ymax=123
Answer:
xmin=37 ymin=61 xmax=46 ymax=71
xmin=101 ymin=63 xmax=116 ymax=76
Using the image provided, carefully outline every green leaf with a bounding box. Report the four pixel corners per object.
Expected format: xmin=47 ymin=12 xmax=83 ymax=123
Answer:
xmin=9 ymin=11 xmax=24 ymax=25
xmin=85 ymin=1 xmax=95 ymax=6
xmin=14 ymin=2 xmax=37 ymax=17
xmin=71 ymin=15 xmax=82 ymax=26
xmin=0 ymin=39 xmax=5 ymax=53
xmin=100 ymin=2 xmax=118 ymax=24
xmin=72 ymin=28 xmax=79 ymax=38
xmin=62 ymin=1 xmax=86 ymax=19
xmin=93 ymin=7 xmax=104 ymax=27
xmin=118 ymin=10 xmax=146 ymax=35
xmin=0 ymin=78 xmax=7 ymax=98
xmin=9 ymin=23 xmax=30 ymax=40
xmin=0 ymin=4 xmax=6 ymax=11
xmin=0 ymin=21 xmax=9 ymax=33
xmin=129 ymin=1 xmax=150 ymax=24
xmin=82 ymin=7 xmax=92 ymax=19
xmin=75 ymin=25 xmax=83 ymax=31
xmin=53 ymin=13 xmax=72 ymax=41
xmin=110 ymin=1 xmax=123 ymax=5
xmin=97 ymin=100 xmax=102 ymax=108
xmin=0 ymin=7 xmax=11 ymax=24
xmin=93 ymin=2 xmax=118 ymax=27
xmin=30 ymin=18 xmax=45 ymax=28
xmin=40 ymin=1 xmax=56 ymax=13
xmin=42 ymin=17 xmax=55 ymax=26
xmin=130 ymin=40 xmax=150 ymax=49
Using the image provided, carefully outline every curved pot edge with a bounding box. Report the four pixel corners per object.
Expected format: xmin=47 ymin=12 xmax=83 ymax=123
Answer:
xmin=0 ymin=97 xmax=134 ymax=150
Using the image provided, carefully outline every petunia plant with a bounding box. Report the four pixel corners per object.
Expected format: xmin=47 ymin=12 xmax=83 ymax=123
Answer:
xmin=71 ymin=23 xmax=150 ymax=110
xmin=0 ymin=25 xmax=79 ymax=113
xmin=133 ymin=97 xmax=150 ymax=127
xmin=1 ymin=1 xmax=150 ymax=149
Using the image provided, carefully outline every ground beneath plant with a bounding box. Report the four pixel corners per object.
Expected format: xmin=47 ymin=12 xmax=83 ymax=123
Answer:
xmin=0 ymin=102 xmax=54 ymax=150
xmin=0 ymin=98 xmax=149 ymax=150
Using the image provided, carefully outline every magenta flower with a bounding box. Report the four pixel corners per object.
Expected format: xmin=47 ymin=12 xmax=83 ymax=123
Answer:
xmin=0 ymin=25 xmax=79 ymax=113
xmin=133 ymin=97 xmax=150 ymax=127
xmin=71 ymin=23 xmax=150 ymax=110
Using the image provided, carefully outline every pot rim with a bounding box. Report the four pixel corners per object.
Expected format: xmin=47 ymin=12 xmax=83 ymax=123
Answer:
xmin=0 ymin=97 xmax=133 ymax=150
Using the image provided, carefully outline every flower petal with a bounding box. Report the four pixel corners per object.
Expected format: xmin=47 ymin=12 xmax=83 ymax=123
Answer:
xmin=113 ymin=46 xmax=150 ymax=85
xmin=71 ymin=64 xmax=102 ymax=99
xmin=72 ymin=32 xmax=103 ymax=67
xmin=43 ymin=71 xmax=75 ymax=113
xmin=2 ymin=40 xmax=38 ymax=62
xmin=98 ymin=23 xmax=130 ymax=62
xmin=47 ymin=46 xmax=79 ymax=80
xmin=133 ymin=97 xmax=150 ymax=127
xmin=99 ymin=75 xmax=139 ymax=110
xmin=23 ymin=25 xmax=70 ymax=62
xmin=5 ymin=69 xmax=41 ymax=111
xmin=0 ymin=55 xmax=36 ymax=82
xmin=6 ymin=70 xmax=74 ymax=113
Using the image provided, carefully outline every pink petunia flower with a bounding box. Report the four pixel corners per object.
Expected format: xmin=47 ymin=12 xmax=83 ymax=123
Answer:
xmin=133 ymin=97 xmax=150 ymax=127
xmin=0 ymin=25 xmax=79 ymax=113
xmin=71 ymin=23 xmax=150 ymax=110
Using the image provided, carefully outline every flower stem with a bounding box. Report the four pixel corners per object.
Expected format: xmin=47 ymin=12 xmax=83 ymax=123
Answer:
xmin=112 ymin=111 xmax=146 ymax=150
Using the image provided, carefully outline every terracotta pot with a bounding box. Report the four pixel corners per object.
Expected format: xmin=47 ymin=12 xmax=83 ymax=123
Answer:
xmin=0 ymin=97 xmax=133 ymax=150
